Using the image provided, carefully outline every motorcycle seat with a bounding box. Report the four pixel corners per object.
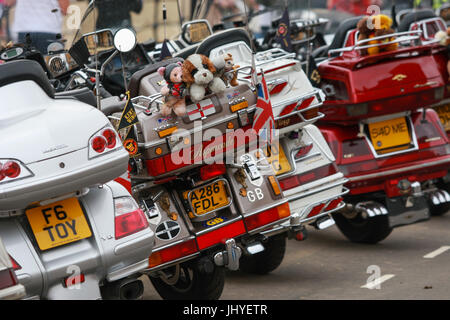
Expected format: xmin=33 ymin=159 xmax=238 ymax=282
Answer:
xmin=0 ymin=60 xmax=55 ymax=98
xmin=55 ymin=87 xmax=97 ymax=107
xmin=195 ymin=28 xmax=252 ymax=57
xmin=397 ymin=9 xmax=436 ymax=32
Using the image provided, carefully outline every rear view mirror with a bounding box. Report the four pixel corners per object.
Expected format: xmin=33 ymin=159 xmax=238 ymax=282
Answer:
xmin=114 ymin=28 xmax=137 ymax=53
xmin=181 ymin=20 xmax=212 ymax=45
xmin=83 ymin=29 xmax=114 ymax=55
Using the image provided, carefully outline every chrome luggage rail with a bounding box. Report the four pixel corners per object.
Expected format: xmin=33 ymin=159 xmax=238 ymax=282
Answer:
xmin=328 ymin=30 xmax=423 ymax=57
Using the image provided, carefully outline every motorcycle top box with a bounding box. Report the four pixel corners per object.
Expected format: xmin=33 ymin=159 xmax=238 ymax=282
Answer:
xmin=314 ymin=17 xmax=446 ymax=125
xmin=0 ymin=60 xmax=129 ymax=212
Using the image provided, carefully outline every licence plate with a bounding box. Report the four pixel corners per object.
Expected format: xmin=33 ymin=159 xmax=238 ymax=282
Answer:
xmin=185 ymin=180 xmax=230 ymax=217
xmin=26 ymin=198 xmax=92 ymax=251
xmin=264 ymin=143 xmax=292 ymax=176
xmin=434 ymin=104 xmax=450 ymax=132
xmin=368 ymin=117 xmax=411 ymax=151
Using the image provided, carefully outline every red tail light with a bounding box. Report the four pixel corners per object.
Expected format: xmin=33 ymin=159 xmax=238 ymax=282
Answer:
xmin=102 ymin=129 xmax=117 ymax=149
xmin=200 ymin=164 xmax=226 ymax=181
xmin=114 ymin=197 xmax=149 ymax=239
xmin=2 ymin=161 xmax=21 ymax=178
xmin=294 ymin=144 xmax=313 ymax=160
xmin=0 ymin=160 xmax=32 ymax=184
xmin=244 ymin=202 xmax=290 ymax=231
xmin=149 ymin=239 xmax=198 ymax=268
xmin=92 ymin=136 xmax=107 ymax=153
xmin=0 ymin=269 xmax=19 ymax=289
xmin=280 ymin=164 xmax=339 ymax=191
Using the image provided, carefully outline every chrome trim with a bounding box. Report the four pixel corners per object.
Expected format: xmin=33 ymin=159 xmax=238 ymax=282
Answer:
xmin=348 ymin=157 xmax=450 ymax=182
xmin=329 ymin=30 xmax=423 ymax=56
xmin=409 ymin=17 xmax=447 ymax=42
xmin=284 ymin=177 xmax=349 ymax=203
xmin=186 ymin=178 xmax=233 ymax=219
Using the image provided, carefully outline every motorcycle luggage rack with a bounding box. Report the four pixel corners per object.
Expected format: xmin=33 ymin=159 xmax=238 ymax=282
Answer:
xmin=408 ymin=17 xmax=447 ymax=44
xmin=328 ymin=30 xmax=424 ymax=57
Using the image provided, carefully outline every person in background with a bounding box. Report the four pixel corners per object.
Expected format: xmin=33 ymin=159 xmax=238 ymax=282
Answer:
xmin=205 ymin=0 xmax=242 ymax=28
xmin=10 ymin=0 xmax=69 ymax=54
xmin=327 ymin=0 xmax=383 ymax=16
xmin=94 ymin=0 xmax=143 ymax=30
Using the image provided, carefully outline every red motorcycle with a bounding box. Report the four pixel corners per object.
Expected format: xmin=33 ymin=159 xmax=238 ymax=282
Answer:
xmin=313 ymin=14 xmax=450 ymax=243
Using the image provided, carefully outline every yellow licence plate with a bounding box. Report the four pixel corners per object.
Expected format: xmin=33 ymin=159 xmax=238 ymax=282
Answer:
xmin=26 ymin=198 xmax=92 ymax=251
xmin=185 ymin=180 xmax=230 ymax=216
xmin=368 ymin=117 xmax=411 ymax=151
xmin=434 ymin=104 xmax=450 ymax=132
xmin=264 ymin=143 xmax=292 ymax=176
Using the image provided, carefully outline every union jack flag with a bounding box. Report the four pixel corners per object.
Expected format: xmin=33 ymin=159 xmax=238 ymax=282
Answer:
xmin=252 ymin=73 xmax=275 ymax=145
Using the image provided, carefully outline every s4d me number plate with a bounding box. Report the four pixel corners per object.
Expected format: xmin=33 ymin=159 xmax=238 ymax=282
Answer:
xmin=26 ymin=198 xmax=92 ymax=251
xmin=368 ymin=117 xmax=411 ymax=152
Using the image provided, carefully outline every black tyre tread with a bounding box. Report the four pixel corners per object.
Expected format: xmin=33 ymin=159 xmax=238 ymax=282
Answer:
xmin=150 ymin=264 xmax=225 ymax=300
xmin=333 ymin=212 xmax=393 ymax=244
xmin=429 ymin=202 xmax=450 ymax=216
xmin=239 ymin=233 xmax=286 ymax=275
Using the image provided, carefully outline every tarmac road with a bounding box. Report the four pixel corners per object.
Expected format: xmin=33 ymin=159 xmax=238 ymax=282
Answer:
xmin=142 ymin=211 xmax=450 ymax=300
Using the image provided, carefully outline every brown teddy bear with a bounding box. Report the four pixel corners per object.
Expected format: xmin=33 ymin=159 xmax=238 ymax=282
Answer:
xmin=435 ymin=27 xmax=450 ymax=80
xmin=211 ymin=53 xmax=240 ymax=87
xmin=157 ymin=62 xmax=187 ymax=117
xmin=357 ymin=14 xmax=398 ymax=56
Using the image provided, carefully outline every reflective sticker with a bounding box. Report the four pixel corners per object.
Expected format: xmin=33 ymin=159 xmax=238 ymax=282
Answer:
xmin=203 ymin=216 xmax=228 ymax=228
xmin=155 ymin=221 xmax=181 ymax=240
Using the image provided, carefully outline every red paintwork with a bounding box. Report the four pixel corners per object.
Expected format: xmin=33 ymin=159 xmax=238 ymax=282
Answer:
xmin=318 ymin=28 xmax=447 ymax=125
xmin=319 ymin=109 xmax=450 ymax=195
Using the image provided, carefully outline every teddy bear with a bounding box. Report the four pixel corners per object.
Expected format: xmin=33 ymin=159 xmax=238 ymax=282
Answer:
xmin=182 ymin=53 xmax=226 ymax=102
xmin=211 ymin=53 xmax=240 ymax=87
xmin=435 ymin=27 xmax=450 ymax=80
xmin=357 ymin=14 xmax=398 ymax=56
xmin=157 ymin=61 xmax=187 ymax=117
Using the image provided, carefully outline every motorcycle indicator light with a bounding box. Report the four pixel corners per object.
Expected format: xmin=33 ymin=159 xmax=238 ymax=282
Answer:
xmin=114 ymin=197 xmax=149 ymax=240
xmin=268 ymin=175 xmax=281 ymax=196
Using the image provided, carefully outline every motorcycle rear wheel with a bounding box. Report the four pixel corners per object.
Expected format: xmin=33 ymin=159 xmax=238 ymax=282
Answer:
xmin=239 ymin=233 xmax=287 ymax=275
xmin=333 ymin=210 xmax=392 ymax=244
xmin=149 ymin=262 xmax=225 ymax=300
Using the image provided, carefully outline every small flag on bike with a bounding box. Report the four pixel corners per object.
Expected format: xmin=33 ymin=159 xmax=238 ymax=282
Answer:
xmin=123 ymin=126 xmax=140 ymax=158
xmin=160 ymin=39 xmax=172 ymax=60
xmin=117 ymin=91 xmax=139 ymax=131
xmin=252 ymin=71 xmax=275 ymax=145
xmin=305 ymin=55 xmax=321 ymax=87
xmin=275 ymin=7 xmax=293 ymax=53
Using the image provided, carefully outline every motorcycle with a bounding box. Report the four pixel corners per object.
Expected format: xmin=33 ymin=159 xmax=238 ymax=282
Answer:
xmin=311 ymin=12 xmax=450 ymax=243
xmin=0 ymin=236 xmax=25 ymax=300
xmin=0 ymin=53 xmax=155 ymax=299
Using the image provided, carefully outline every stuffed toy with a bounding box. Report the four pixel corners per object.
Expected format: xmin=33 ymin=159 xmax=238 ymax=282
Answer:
xmin=357 ymin=14 xmax=398 ymax=56
xmin=211 ymin=53 xmax=240 ymax=87
xmin=435 ymin=27 xmax=450 ymax=80
xmin=182 ymin=53 xmax=226 ymax=102
xmin=157 ymin=62 xmax=187 ymax=117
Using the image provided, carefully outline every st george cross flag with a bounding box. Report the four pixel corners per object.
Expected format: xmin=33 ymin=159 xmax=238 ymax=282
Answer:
xmin=252 ymin=72 xmax=275 ymax=145
xmin=186 ymin=99 xmax=216 ymax=121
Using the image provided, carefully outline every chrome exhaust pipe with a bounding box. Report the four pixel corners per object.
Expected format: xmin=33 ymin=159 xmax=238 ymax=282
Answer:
xmin=355 ymin=201 xmax=388 ymax=218
xmin=429 ymin=189 xmax=450 ymax=206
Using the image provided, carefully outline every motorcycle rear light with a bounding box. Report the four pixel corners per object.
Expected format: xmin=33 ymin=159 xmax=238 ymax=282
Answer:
xmin=0 ymin=269 xmax=18 ymax=289
xmin=200 ymin=164 xmax=226 ymax=181
xmin=244 ymin=202 xmax=290 ymax=231
xmin=341 ymin=138 xmax=373 ymax=163
xmin=2 ymin=161 xmax=21 ymax=178
xmin=196 ymin=220 xmax=246 ymax=250
xmin=114 ymin=197 xmax=149 ymax=239
xmin=102 ymin=129 xmax=117 ymax=149
xmin=148 ymin=239 xmax=198 ymax=269
xmin=63 ymin=273 xmax=85 ymax=288
xmin=92 ymin=136 xmax=107 ymax=153
xmin=279 ymin=164 xmax=339 ymax=191
xmin=268 ymin=175 xmax=281 ymax=196
xmin=294 ymin=144 xmax=313 ymax=160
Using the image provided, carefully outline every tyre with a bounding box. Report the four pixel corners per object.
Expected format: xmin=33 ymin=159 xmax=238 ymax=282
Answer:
xmin=149 ymin=261 xmax=225 ymax=300
xmin=239 ymin=233 xmax=286 ymax=275
xmin=333 ymin=210 xmax=392 ymax=244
